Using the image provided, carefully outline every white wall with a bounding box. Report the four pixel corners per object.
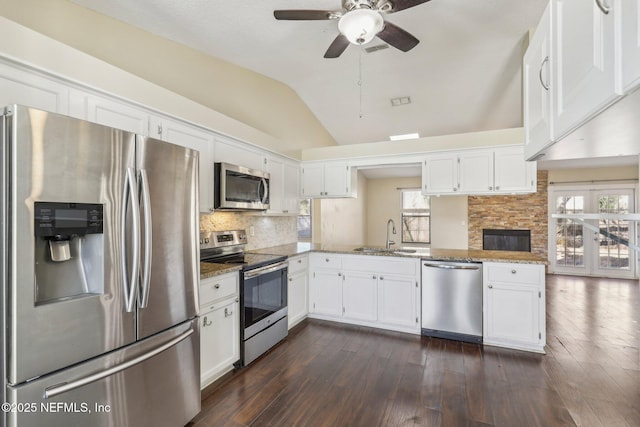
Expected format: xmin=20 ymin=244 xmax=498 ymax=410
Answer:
xmin=318 ymin=172 xmax=368 ymax=246
xmin=364 ymin=176 xmax=468 ymax=248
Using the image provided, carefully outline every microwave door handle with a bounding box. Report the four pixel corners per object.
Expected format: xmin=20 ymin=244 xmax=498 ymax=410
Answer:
xmin=138 ymin=169 xmax=152 ymax=309
xmin=121 ymin=168 xmax=140 ymax=313
xmin=261 ymin=178 xmax=268 ymax=204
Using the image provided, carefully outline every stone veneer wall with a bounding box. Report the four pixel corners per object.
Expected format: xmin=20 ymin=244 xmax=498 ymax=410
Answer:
xmin=468 ymin=170 xmax=548 ymax=260
xmin=200 ymin=212 xmax=297 ymax=250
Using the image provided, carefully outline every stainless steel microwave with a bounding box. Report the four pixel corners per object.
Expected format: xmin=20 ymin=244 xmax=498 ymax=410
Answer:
xmin=214 ymin=162 xmax=270 ymax=210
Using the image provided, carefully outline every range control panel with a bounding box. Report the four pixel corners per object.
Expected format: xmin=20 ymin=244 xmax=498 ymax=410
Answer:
xmin=200 ymin=229 xmax=248 ymax=249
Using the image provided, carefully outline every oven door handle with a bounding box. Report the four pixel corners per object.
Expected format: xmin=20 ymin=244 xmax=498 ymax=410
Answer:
xmin=244 ymin=260 xmax=288 ymax=280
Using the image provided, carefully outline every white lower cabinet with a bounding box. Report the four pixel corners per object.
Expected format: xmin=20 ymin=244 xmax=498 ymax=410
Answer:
xmin=308 ymin=253 xmax=420 ymax=334
xmin=482 ymin=262 xmax=546 ymax=353
xmin=287 ymin=254 xmax=309 ymax=328
xmin=377 ymin=274 xmax=419 ymax=331
xmin=199 ymin=272 xmax=239 ymax=389
xmin=342 ymin=271 xmax=378 ymax=322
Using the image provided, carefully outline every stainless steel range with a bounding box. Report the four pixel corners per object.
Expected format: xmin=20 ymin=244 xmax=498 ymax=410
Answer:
xmin=200 ymin=230 xmax=288 ymax=366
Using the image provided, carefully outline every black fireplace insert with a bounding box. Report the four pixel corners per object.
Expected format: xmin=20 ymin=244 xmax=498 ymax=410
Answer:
xmin=483 ymin=229 xmax=531 ymax=252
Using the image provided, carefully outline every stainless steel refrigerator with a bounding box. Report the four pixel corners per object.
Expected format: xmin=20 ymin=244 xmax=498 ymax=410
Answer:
xmin=0 ymin=105 xmax=201 ymax=426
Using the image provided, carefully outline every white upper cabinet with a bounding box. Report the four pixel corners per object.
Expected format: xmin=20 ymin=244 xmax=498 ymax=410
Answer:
xmin=422 ymin=153 xmax=458 ymax=195
xmin=0 ymin=62 xmax=69 ymax=114
xmin=523 ymin=2 xmax=553 ymax=160
xmin=149 ymin=116 xmax=215 ymax=213
xmin=283 ymin=161 xmax=300 ymax=215
xmin=494 ymin=147 xmax=537 ymax=193
xmin=265 ymin=155 xmax=285 ymax=214
xmin=552 ymin=0 xmax=621 ymax=139
xmin=301 ymin=162 xmax=357 ymax=198
xmin=85 ymin=94 xmax=149 ymax=135
xmin=620 ymin=0 xmax=640 ymax=92
xmin=458 ymin=150 xmax=494 ymax=193
xmin=214 ymin=137 xmax=265 ymax=171
xmin=423 ymin=147 xmax=536 ymax=196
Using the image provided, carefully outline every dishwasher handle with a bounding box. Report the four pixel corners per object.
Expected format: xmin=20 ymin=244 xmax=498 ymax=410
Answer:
xmin=423 ymin=262 xmax=480 ymax=271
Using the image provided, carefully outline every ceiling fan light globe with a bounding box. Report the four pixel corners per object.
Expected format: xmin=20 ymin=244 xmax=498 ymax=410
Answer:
xmin=338 ymin=9 xmax=384 ymax=45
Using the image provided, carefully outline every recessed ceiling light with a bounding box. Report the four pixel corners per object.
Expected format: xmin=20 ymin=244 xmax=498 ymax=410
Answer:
xmin=389 ymin=133 xmax=420 ymax=141
xmin=390 ymin=96 xmax=411 ymax=107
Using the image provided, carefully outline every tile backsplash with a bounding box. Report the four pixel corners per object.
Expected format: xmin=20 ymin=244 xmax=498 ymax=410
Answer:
xmin=200 ymin=212 xmax=298 ymax=250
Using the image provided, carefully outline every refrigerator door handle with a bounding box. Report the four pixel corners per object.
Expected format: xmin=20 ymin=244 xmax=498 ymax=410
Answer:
xmin=43 ymin=327 xmax=195 ymax=399
xmin=139 ymin=168 xmax=152 ymax=309
xmin=121 ymin=167 xmax=141 ymax=313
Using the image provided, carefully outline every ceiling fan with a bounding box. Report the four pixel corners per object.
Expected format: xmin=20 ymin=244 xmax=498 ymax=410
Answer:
xmin=274 ymin=0 xmax=431 ymax=58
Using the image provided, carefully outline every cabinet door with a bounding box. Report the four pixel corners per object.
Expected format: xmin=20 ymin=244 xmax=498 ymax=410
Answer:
xmin=215 ymin=137 xmax=264 ymax=171
xmin=342 ymin=271 xmax=377 ymax=322
xmin=86 ymin=95 xmax=149 ymax=134
xmin=200 ymin=298 xmax=239 ymax=388
xmin=378 ymin=274 xmax=418 ymax=331
xmin=423 ymin=154 xmax=458 ymax=195
xmin=620 ymin=0 xmax=640 ymax=92
xmin=0 ymin=62 xmax=69 ymax=114
xmin=288 ymin=270 xmax=308 ymax=328
xmin=458 ymin=150 xmax=494 ymax=193
xmin=301 ymin=164 xmax=325 ymax=197
xmin=150 ymin=116 xmax=215 ymax=213
xmin=283 ymin=161 xmax=300 ymax=214
xmin=523 ymin=2 xmax=553 ymax=160
xmin=265 ymin=156 xmax=284 ymax=214
xmin=494 ymin=147 xmax=536 ymax=193
xmin=309 ymin=270 xmax=343 ymax=317
xmin=324 ymin=163 xmax=352 ymax=197
xmin=552 ymin=0 xmax=620 ymax=139
xmin=484 ymin=282 xmax=541 ymax=349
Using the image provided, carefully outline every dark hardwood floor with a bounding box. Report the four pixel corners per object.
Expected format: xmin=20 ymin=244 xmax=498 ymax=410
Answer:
xmin=192 ymin=275 xmax=639 ymax=426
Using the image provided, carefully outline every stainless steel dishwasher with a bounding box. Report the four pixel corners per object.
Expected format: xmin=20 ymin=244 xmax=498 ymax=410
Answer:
xmin=421 ymin=260 xmax=482 ymax=343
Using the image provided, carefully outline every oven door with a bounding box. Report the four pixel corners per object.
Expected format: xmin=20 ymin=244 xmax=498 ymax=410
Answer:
xmin=242 ymin=261 xmax=288 ymax=339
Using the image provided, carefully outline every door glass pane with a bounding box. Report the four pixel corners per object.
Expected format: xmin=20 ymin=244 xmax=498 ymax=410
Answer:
xmin=555 ymin=196 xmax=584 ymax=267
xmin=598 ymin=195 xmax=630 ymax=270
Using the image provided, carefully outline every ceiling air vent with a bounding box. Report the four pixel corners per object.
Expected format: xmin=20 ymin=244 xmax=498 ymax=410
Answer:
xmin=365 ymin=43 xmax=389 ymax=53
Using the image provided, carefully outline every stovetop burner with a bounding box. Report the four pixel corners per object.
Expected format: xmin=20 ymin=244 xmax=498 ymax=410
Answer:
xmin=201 ymin=252 xmax=287 ymax=271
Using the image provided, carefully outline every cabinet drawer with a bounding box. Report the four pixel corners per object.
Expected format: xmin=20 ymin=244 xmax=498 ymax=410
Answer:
xmin=485 ymin=263 xmax=541 ymax=285
xmin=310 ymin=254 xmax=342 ymax=270
xmin=288 ymin=255 xmax=309 ymax=274
xmin=200 ymin=273 xmax=238 ymax=305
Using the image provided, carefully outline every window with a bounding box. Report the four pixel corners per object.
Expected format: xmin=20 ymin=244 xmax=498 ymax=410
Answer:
xmin=401 ymin=190 xmax=430 ymax=244
xmin=297 ymin=198 xmax=312 ymax=240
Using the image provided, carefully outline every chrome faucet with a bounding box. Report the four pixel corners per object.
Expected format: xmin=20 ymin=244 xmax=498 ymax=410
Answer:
xmin=386 ymin=219 xmax=397 ymax=249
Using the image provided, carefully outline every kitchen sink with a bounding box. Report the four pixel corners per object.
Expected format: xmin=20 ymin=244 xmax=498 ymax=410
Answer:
xmin=352 ymin=247 xmax=417 ymax=254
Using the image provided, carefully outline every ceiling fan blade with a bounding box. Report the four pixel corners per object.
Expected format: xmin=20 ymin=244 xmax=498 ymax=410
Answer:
xmin=376 ymin=22 xmax=419 ymax=52
xmin=324 ymin=34 xmax=350 ymax=58
xmin=274 ymin=10 xmax=337 ymax=20
xmin=387 ymin=0 xmax=431 ymax=13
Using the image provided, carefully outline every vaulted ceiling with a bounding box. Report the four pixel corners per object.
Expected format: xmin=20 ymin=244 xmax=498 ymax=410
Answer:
xmin=70 ymin=0 xmax=549 ymax=146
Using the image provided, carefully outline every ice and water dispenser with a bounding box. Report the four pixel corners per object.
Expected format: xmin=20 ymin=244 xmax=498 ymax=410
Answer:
xmin=34 ymin=202 xmax=104 ymax=304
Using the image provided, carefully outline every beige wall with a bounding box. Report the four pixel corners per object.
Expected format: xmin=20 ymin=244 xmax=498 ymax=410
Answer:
xmin=317 ymin=172 xmax=368 ymax=246
xmin=548 ymin=165 xmax=639 ymax=183
xmin=364 ymin=176 xmax=468 ymax=248
xmin=0 ymin=0 xmax=336 ymax=156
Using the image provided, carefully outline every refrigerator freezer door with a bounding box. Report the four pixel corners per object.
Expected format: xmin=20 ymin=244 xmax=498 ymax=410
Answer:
xmin=5 ymin=105 xmax=137 ymax=385
xmin=5 ymin=319 xmax=200 ymax=427
xmin=136 ymin=136 xmax=199 ymax=339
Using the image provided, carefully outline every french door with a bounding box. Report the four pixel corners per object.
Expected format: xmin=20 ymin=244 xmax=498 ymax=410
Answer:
xmin=550 ymin=186 xmax=636 ymax=278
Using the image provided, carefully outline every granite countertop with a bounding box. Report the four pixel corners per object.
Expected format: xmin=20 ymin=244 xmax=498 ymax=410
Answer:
xmin=248 ymin=242 xmax=547 ymax=265
xmin=200 ymin=262 xmax=242 ymax=280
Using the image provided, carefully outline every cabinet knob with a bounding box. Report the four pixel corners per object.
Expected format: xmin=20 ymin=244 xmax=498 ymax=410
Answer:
xmin=214 ymin=284 xmax=220 ymax=289
xmin=511 ymin=270 xmax=517 ymax=274
xmin=298 ymin=259 xmax=302 ymax=263
xmin=289 ymin=278 xmax=293 ymax=282
xmin=338 ymin=272 xmax=342 ymax=277
xmin=380 ymin=276 xmax=384 ymax=280
xmin=489 ymin=186 xmax=493 ymax=190
xmin=496 ymin=186 xmax=500 ymax=190
xmin=325 ymin=258 xmax=330 ymax=262
xmin=488 ymin=284 xmax=493 ymax=289
xmin=372 ymin=275 xmax=377 ymax=279
xmin=209 ymin=207 xmax=215 ymax=212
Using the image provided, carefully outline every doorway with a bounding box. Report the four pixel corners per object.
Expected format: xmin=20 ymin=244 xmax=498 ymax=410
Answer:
xmin=549 ymin=185 xmax=637 ymax=279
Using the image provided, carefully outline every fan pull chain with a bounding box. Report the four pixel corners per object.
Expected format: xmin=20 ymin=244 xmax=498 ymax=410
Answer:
xmin=358 ymin=47 xmax=363 ymax=119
